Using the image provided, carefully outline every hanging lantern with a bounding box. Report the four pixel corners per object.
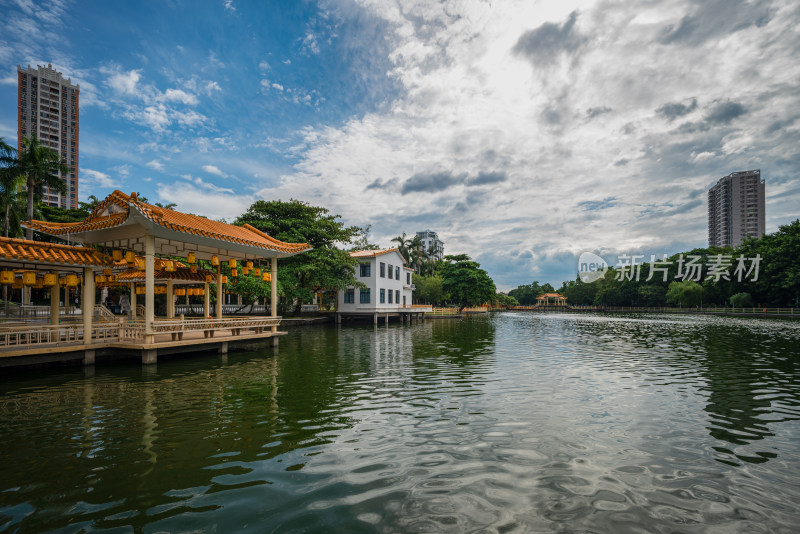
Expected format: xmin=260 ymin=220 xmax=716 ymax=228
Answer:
xmin=198 ymin=288 xmax=205 ymax=296
xmin=125 ymin=250 xmax=136 ymax=263
xmin=103 ymin=268 xmax=113 ymax=276
xmin=34 ymin=278 xmax=44 ymax=289
xmin=221 ymin=275 xmax=228 ymax=284
xmin=66 ymin=274 xmax=79 ymax=287
xmin=190 ymin=265 xmax=198 ymax=274
xmin=228 ymin=259 xmax=237 ymax=269
xmin=112 ymin=250 xmax=123 ymax=261
xmin=96 ymin=275 xmax=106 ymax=284
xmin=43 ymin=273 xmax=57 ymax=286
xmin=58 ymin=277 xmax=66 ymax=286
xmin=135 ymin=285 xmax=146 ymax=295
xmin=187 ymin=252 xmax=196 ymax=264
xmin=246 ymin=261 xmax=254 ymax=269
xmin=0 ymin=270 xmax=14 ymax=284
xmin=164 ymin=260 xmax=176 ymax=272
xmin=262 ymin=272 xmax=271 ymax=282
xmin=205 ymin=274 xmax=213 ymax=283
xmin=136 ymin=258 xmax=145 ymax=270
xmin=242 ymin=267 xmax=249 ymax=276
xmin=231 ymin=269 xmax=238 ymax=278
xmin=254 ymin=267 xmax=261 ymax=276
xmin=107 ymin=275 xmax=117 ymax=283
xmin=211 ymin=255 xmax=220 ymax=266
xmin=22 ymin=272 xmax=36 ymax=286
xmin=175 ymin=288 xmax=186 ymax=296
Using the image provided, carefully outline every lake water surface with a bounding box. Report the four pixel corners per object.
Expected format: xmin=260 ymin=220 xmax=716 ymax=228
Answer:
xmin=1 ymin=313 xmax=799 ymax=533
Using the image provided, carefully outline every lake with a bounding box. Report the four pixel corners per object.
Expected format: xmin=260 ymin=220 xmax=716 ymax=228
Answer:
xmin=1 ymin=312 xmax=799 ymax=533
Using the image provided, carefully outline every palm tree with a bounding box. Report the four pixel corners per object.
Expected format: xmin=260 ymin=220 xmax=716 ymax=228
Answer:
xmin=391 ymin=233 xmax=411 ymax=263
xmin=16 ymin=135 xmax=69 ymax=240
xmin=154 ymin=202 xmax=177 ymax=209
xmin=0 ymin=138 xmax=24 ymax=238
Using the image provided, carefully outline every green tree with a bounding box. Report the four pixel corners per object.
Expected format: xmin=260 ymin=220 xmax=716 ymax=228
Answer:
xmin=508 ymin=281 xmax=545 ymax=305
xmin=16 ymin=135 xmax=69 ymax=239
xmin=666 ymin=280 xmax=704 ymax=307
xmin=495 ymin=293 xmax=520 ymax=307
xmin=350 ymin=224 xmax=380 ymax=251
xmin=0 ymin=138 xmax=25 ymax=238
xmin=729 ymin=292 xmax=753 ymax=308
xmin=439 ymin=254 xmax=496 ymax=311
xmin=413 ymin=273 xmax=446 ymax=305
xmin=234 ymin=199 xmax=362 ymax=314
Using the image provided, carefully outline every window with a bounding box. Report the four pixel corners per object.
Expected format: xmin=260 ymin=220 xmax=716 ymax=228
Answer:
xmin=388 ymin=264 xmax=393 ymax=279
xmin=360 ymin=263 xmax=370 ymax=277
xmin=380 ymin=289 xmax=385 ymax=303
xmin=396 ymin=290 xmax=400 ymax=303
xmin=396 ymin=266 xmax=400 ymax=280
xmin=360 ymin=288 xmax=370 ymax=304
xmin=344 ymin=289 xmax=355 ymax=304
xmin=388 ymin=290 xmax=393 ymax=304
xmin=407 ymin=272 xmax=411 ymax=285
xmin=380 ymin=262 xmax=385 ymax=277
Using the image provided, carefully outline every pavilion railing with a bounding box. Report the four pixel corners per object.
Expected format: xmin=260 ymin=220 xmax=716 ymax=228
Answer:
xmin=0 ymin=323 xmax=119 ymax=349
xmin=119 ymin=316 xmax=282 ymax=340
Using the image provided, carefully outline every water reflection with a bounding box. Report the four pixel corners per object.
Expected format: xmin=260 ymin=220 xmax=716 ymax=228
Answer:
xmin=0 ymin=315 xmax=799 ymax=533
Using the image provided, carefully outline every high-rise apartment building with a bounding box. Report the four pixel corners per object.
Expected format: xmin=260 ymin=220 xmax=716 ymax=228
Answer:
xmin=708 ymin=169 xmax=765 ymax=248
xmin=17 ymin=64 xmax=80 ymax=209
xmin=416 ymin=230 xmax=445 ymax=261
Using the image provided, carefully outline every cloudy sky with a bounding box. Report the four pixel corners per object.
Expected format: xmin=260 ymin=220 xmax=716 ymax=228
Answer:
xmin=1 ymin=0 xmax=798 ymax=289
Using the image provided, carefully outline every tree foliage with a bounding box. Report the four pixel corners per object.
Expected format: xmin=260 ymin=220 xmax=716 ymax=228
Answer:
xmin=439 ymin=254 xmax=496 ymax=311
xmin=665 ymin=280 xmax=704 ymax=307
xmin=234 ymin=199 xmax=363 ymax=314
xmin=413 ymin=273 xmax=446 ymax=305
xmin=16 ymin=135 xmax=69 ymax=239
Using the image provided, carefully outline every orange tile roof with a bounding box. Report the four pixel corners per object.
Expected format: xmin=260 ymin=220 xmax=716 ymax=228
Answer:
xmin=0 ymin=237 xmax=112 ymax=267
xmin=350 ymin=248 xmax=401 ymax=258
xmin=537 ymin=293 xmax=566 ymax=299
xmin=25 ymin=190 xmax=311 ymax=254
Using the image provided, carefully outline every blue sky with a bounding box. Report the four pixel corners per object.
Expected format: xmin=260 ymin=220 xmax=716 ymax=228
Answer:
xmin=2 ymin=0 xmax=799 ymax=290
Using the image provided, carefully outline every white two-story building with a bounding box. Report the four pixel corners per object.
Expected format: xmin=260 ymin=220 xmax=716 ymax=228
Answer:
xmin=336 ymin=248 xmax=430 ymax=324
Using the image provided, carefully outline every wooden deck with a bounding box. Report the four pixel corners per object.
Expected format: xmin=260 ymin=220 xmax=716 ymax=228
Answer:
xmin=0 ymin=316 xmax=284 ymax=366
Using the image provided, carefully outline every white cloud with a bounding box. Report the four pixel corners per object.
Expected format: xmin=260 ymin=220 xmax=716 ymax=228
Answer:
xmin=105 ymin=68 xmax=141 ymax=95
xmin=223 ymin=0 xmax=235 ymax=12
xmin=81 ymin=169 xmax=117 ymax=192
xmin=146 ymin=160 xmax=164 ymax=171
xmin=263 ymin=0 xmax=800 ymax=288
xmin=202 ymin=164 xmax=228 ymax=178
xmin=162 ymin=88 xmax=199 ymax=105
xmin=205 ymin=81 xmax=222 ymax=94
xmin=156 ymin=180 xmax=251 ymax=220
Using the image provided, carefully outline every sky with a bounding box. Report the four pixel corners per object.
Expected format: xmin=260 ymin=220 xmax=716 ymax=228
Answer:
xmin=1 ymin=0 xmax=798 ymax=290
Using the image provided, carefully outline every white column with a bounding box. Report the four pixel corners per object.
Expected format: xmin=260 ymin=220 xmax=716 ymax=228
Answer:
xmin=83 ymin=267 xmax=95 ymax=344
xmin=145 ymin=234 xmax=155 ymax=343
xmin=130 ymin=282 xmax=137 ymax=317
xmin=166 ymin=279 xmax=174 ymax=319
xmin=50 ymin=283 xmax=59 ymax=325
xmin=271 ymin=257 xmax=278 ymax=333
xmin=216 ymin=266 xmax=223 ymax=319
xmin=204 ymin=282 xmax=210 ymax=318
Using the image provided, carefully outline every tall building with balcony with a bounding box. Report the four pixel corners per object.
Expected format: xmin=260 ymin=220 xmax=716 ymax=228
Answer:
xmin=708 ymin=169 xmax=765 ymax=248
xmin=416 ymin=229 xmax=444 ymax=261
xmin=17 ymin=64 xmax=80 ymax=209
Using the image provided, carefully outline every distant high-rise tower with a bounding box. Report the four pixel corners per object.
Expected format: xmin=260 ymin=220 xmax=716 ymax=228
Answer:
xmin=708 ymin=169 xmax=765 ymax=248
xmin=416 ymin=230 xmax=444 ymax=261
xmin=17 ymin=64 xmax=80 ymax=209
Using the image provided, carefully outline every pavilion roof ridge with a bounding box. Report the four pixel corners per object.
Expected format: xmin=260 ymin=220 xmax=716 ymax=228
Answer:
xmin=23 ymin=190 xmax=312 ymax=256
